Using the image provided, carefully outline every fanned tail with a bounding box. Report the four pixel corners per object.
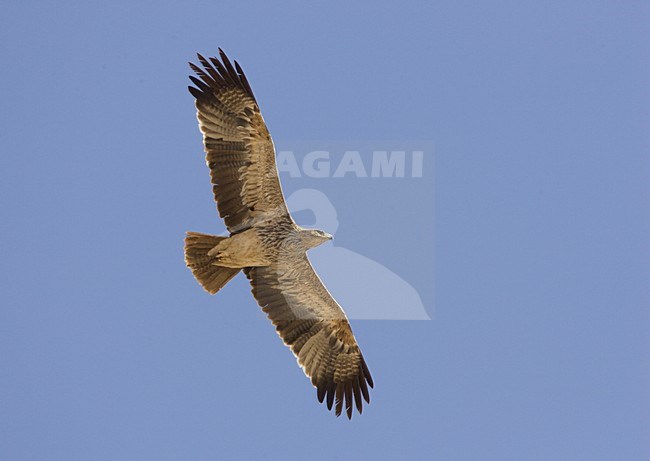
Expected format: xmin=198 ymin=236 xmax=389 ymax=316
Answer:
xmin=184 ymin=232 xmax=240 ymax=294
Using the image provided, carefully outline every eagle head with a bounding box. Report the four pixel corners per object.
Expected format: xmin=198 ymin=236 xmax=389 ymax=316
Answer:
xmin=300 ymin=228 xmax=333 ymax=249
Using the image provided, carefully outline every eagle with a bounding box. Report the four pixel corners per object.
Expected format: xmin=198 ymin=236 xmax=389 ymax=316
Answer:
xmin=184 ymin=49 xmax=373 ymax=419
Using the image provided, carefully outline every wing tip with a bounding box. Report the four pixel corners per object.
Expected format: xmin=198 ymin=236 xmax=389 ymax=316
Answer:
xmin=318 ymin=375 xmax=369 ymax=420
xmin=188 ymin=47 xmax=256 ymax=102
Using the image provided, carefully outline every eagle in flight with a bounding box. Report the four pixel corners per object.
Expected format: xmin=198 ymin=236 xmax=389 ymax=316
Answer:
xmin=184 ymin=49 xmax=373 ymax=419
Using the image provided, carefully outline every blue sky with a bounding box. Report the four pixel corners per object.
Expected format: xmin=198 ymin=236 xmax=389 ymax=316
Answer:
xmin=1 ymin=1 xmax=648 ymax=459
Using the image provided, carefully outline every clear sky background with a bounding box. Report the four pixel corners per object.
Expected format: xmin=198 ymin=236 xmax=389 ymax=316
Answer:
xmin=1 ymin=1 xmax=648 ymax=460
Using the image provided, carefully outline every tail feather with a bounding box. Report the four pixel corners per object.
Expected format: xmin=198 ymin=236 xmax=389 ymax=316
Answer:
xmin=184 ymin=232 xmax=240 ymax=294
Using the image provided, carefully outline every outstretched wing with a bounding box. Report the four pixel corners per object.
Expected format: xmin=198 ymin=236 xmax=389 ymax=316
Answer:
xmin=245 ymin=255 xmax=374 ymax=419
xmin=188 ymin=49 xmax=290 ymax=234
